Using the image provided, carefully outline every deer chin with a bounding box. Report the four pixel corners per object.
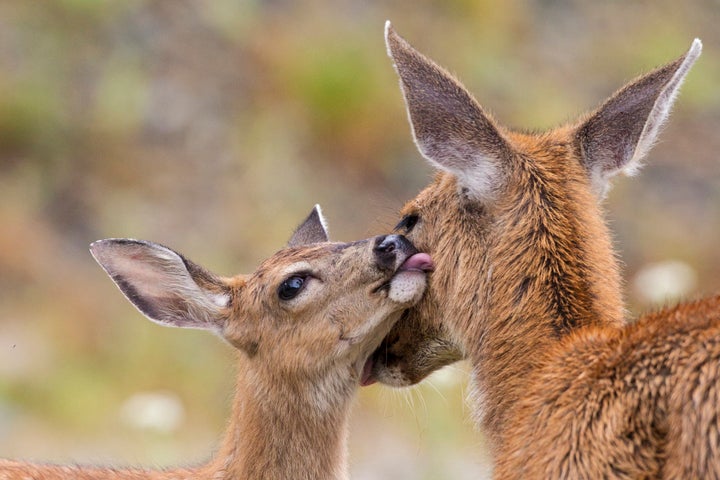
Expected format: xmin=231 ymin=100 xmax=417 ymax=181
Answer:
xmin=388 ymin=253 xmax=434 ymax=304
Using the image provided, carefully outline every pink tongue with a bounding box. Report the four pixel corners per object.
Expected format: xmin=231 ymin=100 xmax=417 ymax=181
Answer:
xmin=361 ymin=357 xmax=376 ymax=386
xmin=400 ymin=253 xmax=434 ymax=272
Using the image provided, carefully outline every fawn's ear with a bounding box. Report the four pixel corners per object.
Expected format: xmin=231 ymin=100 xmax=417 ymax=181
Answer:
xmin=90 ymin=239 xmax=230 ymax=332
xmin=287 ymin=204 xmax=329 ymax=247
xmin=385 ymin=21 xmax=510 ymax=201
xmin=577 ymin=39 xmax=702 ymax=197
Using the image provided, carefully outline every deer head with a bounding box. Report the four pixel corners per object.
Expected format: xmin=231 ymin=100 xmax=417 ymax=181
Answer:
xmin=368 ymin=23 xmax=700 ymax=392
xmin=90 ymin=206 xmax=433 ymax=385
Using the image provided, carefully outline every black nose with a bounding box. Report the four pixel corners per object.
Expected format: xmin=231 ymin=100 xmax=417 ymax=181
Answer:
xmin=373 ymin=234 xmax=416 ymax=271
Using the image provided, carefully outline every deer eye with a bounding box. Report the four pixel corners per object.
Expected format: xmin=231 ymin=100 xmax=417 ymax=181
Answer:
xmin=395 ymin=214 xmax=419 ymax=233
xmin=278 ymin=275 xmax=307 ymax=301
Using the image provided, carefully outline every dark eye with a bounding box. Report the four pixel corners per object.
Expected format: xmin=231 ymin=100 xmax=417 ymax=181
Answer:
xmin=395 ymin=214 xmax=419 ymax=233
xmin=278 ymin=275 xmax=307 ymax=301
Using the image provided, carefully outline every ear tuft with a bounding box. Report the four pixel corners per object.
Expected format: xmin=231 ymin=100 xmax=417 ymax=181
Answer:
xmin=287 ymin=205 xmax=330 ymax=247
xmin=577 ymin=39 xmax=701 ymax=197
xmin=385 ymin=22 xmax=509 ymax=201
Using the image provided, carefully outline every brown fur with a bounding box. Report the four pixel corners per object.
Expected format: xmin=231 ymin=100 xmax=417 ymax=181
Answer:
xmin=0 ymin=209 xmax=429 ymax=480
xmin=370 ymin=23 xmax=711 ymax=477
xmin=500 ymin=294 xmax=720 ymax=478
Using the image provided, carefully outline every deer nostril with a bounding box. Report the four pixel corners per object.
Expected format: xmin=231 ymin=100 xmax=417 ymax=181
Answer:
xmin=374 ymin=235 xmax=399 ymax=254
xmin=374 ymin=235 xmax=401 ymax=270
xmin=382 ymin=242 xmax=395 ymax=253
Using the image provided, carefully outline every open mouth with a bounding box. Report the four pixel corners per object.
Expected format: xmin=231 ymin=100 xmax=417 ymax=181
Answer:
xmin=361 ymin=355 xmax=377 ymax=386
xmin=360 ymin=310 xmax=407 ymax=386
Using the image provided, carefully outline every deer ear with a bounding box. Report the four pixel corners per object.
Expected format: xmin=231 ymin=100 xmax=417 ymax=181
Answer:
xmin=577 ymin=39 xmax=701 ymax=197
xmin=90 ymin=239 xmax=230 ymax=332
xmin=385 ymin=21 xmax=510 ymax=201
xmin=287 ymin=204 xmax=329 ymax=247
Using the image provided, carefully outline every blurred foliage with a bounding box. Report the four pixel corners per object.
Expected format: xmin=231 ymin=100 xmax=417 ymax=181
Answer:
xmin=0 ymin=0 xmax=719 ymax=478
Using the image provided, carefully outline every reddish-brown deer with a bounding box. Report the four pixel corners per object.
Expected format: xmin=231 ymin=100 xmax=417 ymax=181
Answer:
xmin=0 ymin=206 xmax=433 ymax=480
xmin=368 ymin=23 xmax=715 ymax=478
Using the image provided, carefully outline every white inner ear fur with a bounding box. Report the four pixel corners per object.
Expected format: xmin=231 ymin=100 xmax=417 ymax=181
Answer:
xmin=209 ymin=292 xmax=231 ymax=308
xmin=408 ymin=110 xmax=503 ymax=203
xmin=449 ymin=157 xmax=502 ymax=202
xmin=115 ymin=245 xmax=228 ymax=330
xmin=151 ymin=248 xmax=229 ymax=321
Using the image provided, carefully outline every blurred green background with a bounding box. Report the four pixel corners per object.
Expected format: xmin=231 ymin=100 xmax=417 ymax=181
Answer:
xmin=1 ymin=1 xmax=719 ymax=478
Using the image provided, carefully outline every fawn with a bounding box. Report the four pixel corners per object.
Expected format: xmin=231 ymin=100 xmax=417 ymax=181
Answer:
xmin=0 ymin=206 xmax=433 ymax=480
xmin=366 ymin=23 xmax=718 ymax=478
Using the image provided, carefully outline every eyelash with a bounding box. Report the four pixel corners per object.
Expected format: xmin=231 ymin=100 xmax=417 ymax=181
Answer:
xmin=395 ymin=214 xmax=419 ymax=232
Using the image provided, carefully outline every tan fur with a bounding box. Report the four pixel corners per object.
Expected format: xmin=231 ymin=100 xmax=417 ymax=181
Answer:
xmin=0 ymin=212 xmax=429 ymax=480
xmin=370 ymin=24 xmax=712 ymax=477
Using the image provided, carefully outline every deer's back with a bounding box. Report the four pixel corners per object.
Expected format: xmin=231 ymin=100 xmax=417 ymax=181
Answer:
xmin=496 ymin=295 xmax=720 ymax=479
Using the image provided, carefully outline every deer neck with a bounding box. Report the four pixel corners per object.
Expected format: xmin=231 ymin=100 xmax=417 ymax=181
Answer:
xmin=205 ymin=354 xmax=353 ymax=480
xmin=459 ymin=149 xmax=625 ymax=447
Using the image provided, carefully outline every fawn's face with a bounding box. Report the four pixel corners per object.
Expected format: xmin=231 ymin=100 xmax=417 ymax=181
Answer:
xmin=91 ymin=207 xmax=433 ymax=383
xmin=225 ymin=233 xmax=433 ymax=377
xmin=368 ymin=23 xmax=700 ymax=387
